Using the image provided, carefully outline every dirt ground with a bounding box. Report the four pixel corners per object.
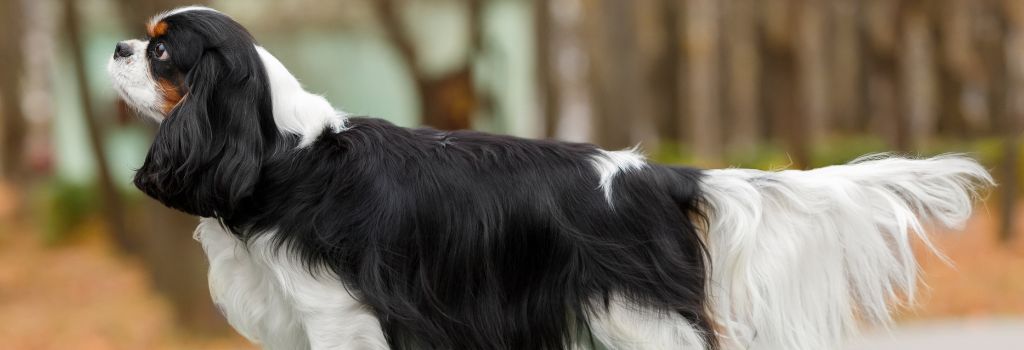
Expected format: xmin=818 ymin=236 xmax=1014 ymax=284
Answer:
xmin=0 ymin=216 xmax=255 ymax=350
xmin=846 ymin=319 xmax=1024 ymax=350
xmin=908 ymin=204 xmax=1024 ymax=320
xmin=0 ymin=184 xmax=1021 ymax=349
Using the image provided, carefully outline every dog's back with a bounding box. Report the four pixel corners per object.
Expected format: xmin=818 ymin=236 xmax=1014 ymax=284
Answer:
xmin=236 ymin=118 xmax=715 ymax=349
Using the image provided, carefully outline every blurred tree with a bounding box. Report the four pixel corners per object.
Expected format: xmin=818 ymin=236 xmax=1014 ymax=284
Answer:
xmin=133 ymin=199 xmax=231 ymax=334
xmin=22 ymin=0 xmax=57 ymax=177
xmin=63 ymin=0 xmax=127 ymax=249
xmin=724 ymin=0 xmax=761 ymax=153
xmin=937 ymin=0 xmax=986 ymax=137
xmin=1001 ymin=0 xmax=1024 ymax=242
xmin=762 ymin=0 xmax=807 ymax=166
xmin=582 ymin=0 xmax=637 ymax=150
xmin=900 ymin=0 xmax=937 ymax=150
xmin=684 ymin=0 xmax=723 ymax=162
xmin=0 ymin=0 xmax=27 ymax=180
xmin=631 ymin=0 xmax=673 ymax=148
xmin=652 ymin=0 xmax=683 ymax=147
xmin=534 ymin=0 xmax=559 ymax=138
xmin=865 ymin=0 xmax=907 ymax=150
xmin=798 ymin=0 xmax=829 ymax=147
xmin=542 ymin=0 xmax=594 ymax=143
xmin=829 ymin=0 xmax=865 ymax=132
xmin=374 ymin=0 xmax=483 ymax=131
xmin=977 ymin=2 xmax=1009 ymax=141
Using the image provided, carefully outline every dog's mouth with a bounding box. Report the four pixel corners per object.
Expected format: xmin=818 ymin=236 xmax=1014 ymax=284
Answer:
xmin=106 ymin=41 xmax=166 ymax=122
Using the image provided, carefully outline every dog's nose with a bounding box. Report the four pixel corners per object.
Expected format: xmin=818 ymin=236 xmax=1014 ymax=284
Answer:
xmin=114 ymin=41 xmax=133 ymax=58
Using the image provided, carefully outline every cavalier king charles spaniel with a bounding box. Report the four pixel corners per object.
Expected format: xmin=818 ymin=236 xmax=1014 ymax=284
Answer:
xmin=108 ymin=6 xmax=992 ymax=350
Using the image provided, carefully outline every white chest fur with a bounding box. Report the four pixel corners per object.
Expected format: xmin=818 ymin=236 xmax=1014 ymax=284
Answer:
xmin=193 ymin=218 xmax=389 ymax=350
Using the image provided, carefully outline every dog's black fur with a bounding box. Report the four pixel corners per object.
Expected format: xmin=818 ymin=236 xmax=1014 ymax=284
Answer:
xmin=134 ymin=10 xmax=278 ymax=219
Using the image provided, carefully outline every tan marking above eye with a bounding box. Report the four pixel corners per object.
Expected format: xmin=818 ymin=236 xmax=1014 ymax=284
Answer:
xmin=148 ymin=20 xmax=169 ymax=38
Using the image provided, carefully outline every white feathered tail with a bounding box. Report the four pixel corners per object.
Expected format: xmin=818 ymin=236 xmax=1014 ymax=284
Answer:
xmin=701 ymin=154 xmax=993 ymax=349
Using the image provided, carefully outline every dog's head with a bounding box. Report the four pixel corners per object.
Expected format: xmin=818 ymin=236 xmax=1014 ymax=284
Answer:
xmin=108 ymin=7 xmax=278 ymax=218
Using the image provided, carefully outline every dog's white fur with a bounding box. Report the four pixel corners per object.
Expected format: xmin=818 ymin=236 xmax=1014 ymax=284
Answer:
xmin=587 ymin=296 xmax=707 ymax=350
xmin=106 ymin=39 xmax=163 ymax=121
xmin=197 ymin=218 xmax=390 ymax=350
xmin=255 ymin=47 xmax=346 ymax=147
xmin=590 ymin=148 xmax=647 ymax=204
xmin=701 ymin=155 xmax=992 ymax=349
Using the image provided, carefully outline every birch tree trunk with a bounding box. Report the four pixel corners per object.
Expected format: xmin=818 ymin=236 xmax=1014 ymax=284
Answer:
xmin=550 ymin=0 xmax=594 ymax=143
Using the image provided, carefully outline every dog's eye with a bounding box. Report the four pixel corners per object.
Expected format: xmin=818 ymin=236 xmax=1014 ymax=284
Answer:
xmin=153 ymin=43 xmax=170 ymax=61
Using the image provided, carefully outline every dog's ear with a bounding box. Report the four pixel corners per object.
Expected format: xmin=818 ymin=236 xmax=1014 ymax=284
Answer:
xmin=134 ymin=45 xmax=274 ymax=218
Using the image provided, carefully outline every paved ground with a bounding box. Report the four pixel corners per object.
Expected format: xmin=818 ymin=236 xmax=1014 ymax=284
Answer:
xmin=845 ymin=319 xmax=1024 ymax=350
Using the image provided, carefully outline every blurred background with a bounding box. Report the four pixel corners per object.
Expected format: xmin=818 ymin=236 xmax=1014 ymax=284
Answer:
xmin=0 ymin=0 xmax=1022 ymax=349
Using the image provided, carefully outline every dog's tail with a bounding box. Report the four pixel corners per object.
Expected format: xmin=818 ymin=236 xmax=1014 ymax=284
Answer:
xmin=699 ymin=154 xmax=992 ymax=349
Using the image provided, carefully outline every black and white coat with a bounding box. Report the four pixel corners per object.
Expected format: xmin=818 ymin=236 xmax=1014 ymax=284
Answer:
xmin=108 ymin=7 xmax=992 ymax=350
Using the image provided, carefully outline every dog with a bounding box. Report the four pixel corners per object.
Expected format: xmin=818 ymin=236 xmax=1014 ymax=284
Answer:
xmin=107 ymin=6 xmax=993 ymax=350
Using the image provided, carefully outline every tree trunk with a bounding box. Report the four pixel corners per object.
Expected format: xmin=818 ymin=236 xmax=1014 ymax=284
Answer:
xmin=762 ymin=0 xmax=806 ymax=167
xmin=829 ymin=0 xmax=864 ymax=132
xmin=534 ymin=0 xmax=560 ymax=139
xmin=865 ymin=0 xmax=906 ymax=150
xmin=549 ymin=0 xmax=594 ymax=143
xmin=63 ymin=0 xmax=130 ymax=250
xmin=723 ymin=0 xmax=761 ymax=153
xmin=685 ymin=0 xmax=723 ymax=163
xmin=584 ymin=0 xmax=637 ymax=150
xmin=375 ymin=0 xmax=480 ymax=131
xmin=0 ymin=0 xmax=27 ymax=180
xmin=936 ymin=0 xmax=974 ymax=137
xmin=1000 ymin=0 xmax=1024 ymax=243
xmin=798 ymin=0 xmax=829 ymax=148
xmin=631 ymin=0 xmax=668 ymax=148
xmin=900 ymin=1 xmax=937 ymax=150
xmin=133 ymin=199 xmax=231 ymax=334
xmin=655 ymin=0 xmax=683 ymax=146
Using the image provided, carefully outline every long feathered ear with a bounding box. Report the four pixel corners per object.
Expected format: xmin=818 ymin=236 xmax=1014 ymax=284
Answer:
xmin=135 ymin=43 xmax=275 ymax=219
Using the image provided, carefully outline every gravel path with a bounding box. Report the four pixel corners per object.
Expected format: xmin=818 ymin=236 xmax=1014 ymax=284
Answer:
xmin=845 ymin=319 xmax=1024 ymax=350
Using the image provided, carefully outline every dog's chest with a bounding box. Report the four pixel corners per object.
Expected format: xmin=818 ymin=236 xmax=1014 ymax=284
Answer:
xmin=192 ymin=219 xmax=389 ymax=350
xmin=193 ymin=218 xmax=310 ymax=349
